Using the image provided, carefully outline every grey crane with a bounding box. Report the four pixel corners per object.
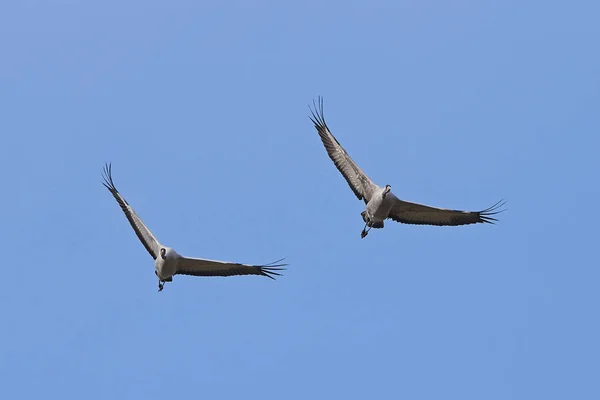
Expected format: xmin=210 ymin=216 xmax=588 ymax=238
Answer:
xmin=101 ymin=163 xmax=286 ymax=291
xmin=309 ymin=97 xmax=505 ymax=239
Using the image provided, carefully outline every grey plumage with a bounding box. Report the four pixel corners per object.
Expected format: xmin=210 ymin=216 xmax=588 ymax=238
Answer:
xmin=102 ymin=163 xmax=286 ymax=291
xmin=309 ymin=97 xmax=505 ymax=238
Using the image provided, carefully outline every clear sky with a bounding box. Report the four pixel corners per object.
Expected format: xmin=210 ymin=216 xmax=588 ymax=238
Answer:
xmin=1 ymin=1 xmax=599 ymax=399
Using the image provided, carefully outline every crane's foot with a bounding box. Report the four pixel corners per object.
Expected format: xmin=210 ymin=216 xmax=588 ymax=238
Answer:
xmin=158 ymin=282 xmax=164 ymax=292
xmin=361 ymin=222 xmax=371 ymax=238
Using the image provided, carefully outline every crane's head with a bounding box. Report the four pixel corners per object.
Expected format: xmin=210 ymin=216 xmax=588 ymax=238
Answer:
xmin=383 ymin=184 xmax=392 ymax=198
xmin=160 ymin=248 xmax=167 ymax=260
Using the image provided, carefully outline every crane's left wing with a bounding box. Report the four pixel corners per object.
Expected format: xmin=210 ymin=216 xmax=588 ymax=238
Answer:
xmin=388 ymin=199 xmax=505 ymax=226
xmin=175 ymin=257 xmax=287 ymax=280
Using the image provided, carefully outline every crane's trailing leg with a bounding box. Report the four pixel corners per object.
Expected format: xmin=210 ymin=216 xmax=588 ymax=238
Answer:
xmin=155 ymin=270 xmax=164 ymax=292
xmin=360 ymin=211 xmax=371 ymax=238
xmin=361 ymin=224 xmax=371 ymax=238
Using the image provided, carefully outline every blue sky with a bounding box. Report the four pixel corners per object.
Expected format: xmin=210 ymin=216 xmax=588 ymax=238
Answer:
xmin=1 ymin=1 xmax=599 ymax=399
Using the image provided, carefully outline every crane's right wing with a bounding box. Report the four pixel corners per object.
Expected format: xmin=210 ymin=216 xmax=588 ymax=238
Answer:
xmin=101 ymin=163 xmax=162 ymax=259
xmin=309 ymin=97 xmax=379 ymax=204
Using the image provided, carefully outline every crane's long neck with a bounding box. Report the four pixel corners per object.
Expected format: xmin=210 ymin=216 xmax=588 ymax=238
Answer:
xmin=382 ymin=185 xmax=391 ymax=199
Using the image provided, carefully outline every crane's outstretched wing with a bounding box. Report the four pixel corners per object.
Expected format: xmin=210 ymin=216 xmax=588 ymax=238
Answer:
xmin=102 ymin=163 xmax=162 ymax=259
xmin=309 ymin=97 xmax=378 ymax=204
xmin=175 ymin=257 xmax=286 ymax=280
xmin=388 ymin=199 xmax=506 ymax=226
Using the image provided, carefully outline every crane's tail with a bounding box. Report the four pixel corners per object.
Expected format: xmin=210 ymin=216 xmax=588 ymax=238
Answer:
xmin=360 ymin=211 xmax=384 ymax=228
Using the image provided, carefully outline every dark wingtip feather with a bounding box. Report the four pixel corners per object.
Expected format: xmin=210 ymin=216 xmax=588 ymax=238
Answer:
xmin=258 ymin=258 xmax=288 ymax=280
xmin=101 ymin=162 xmax=116 ymax=192
xmin=308 ymin=95 xmax=327 ymax=128
xmin=101 ymin=162 xmax=131 ymax=207
xmin=479 ymin=199 xmax=507 ymax=224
